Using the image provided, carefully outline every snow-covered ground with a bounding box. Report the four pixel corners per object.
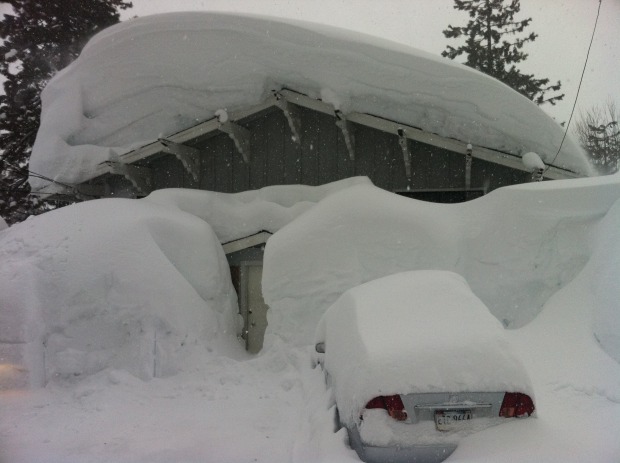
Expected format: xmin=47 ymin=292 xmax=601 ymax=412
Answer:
xmin=1 ymin=173 xmax=620 ymax=462
xmin=29 ymin=12 xmax=591 ymax=192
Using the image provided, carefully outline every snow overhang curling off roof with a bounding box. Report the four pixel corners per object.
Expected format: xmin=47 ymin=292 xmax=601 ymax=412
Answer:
xmin=29 ymin=12 xmax=593 ymax=191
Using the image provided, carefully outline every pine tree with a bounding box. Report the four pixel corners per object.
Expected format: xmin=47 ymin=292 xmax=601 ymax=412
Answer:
xmin=442 ymin=0 xmax=564 ymax=106
xmin=0 ymin=0 xmax=132 ymax=225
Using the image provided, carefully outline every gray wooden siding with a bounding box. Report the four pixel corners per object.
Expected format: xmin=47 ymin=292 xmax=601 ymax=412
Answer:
xmin=140 ymin=106 xmax=528 ymax=198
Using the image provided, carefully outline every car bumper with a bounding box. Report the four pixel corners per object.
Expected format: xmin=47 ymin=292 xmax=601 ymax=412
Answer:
xmin=347 ymin=425 xmax=457 ymax=463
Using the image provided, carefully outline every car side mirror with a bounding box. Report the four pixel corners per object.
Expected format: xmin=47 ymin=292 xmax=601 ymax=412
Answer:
xmin=315 ymin=342 xmax=325 ymax=354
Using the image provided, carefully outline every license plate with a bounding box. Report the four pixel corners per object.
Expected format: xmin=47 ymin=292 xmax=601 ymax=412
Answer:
xmin=434 ymin=410 xmax=473 ymax=431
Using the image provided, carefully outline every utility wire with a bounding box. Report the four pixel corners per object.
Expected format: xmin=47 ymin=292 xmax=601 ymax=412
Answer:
xmin=546 ymin=0 xmax=603 ymax=171
xmin=0 ymin=186 xmax=78 ymax=198
xmin=0 ymin=157 xmax=79 ymax=192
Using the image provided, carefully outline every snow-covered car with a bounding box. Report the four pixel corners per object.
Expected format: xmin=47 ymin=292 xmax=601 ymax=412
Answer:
xmin=314 ymin=270 xmax=535 ymax=463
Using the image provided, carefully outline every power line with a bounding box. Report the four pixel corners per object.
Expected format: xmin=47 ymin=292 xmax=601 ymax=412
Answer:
xmin=546 ymin=0 xmax=603 ymax=171
xmin=0 ymin=156 xmax=78 ymax=192
xmin=0 ymin=157 xmax=98 ymax=206
xmin=0 ymin=186 xmax=78 ymax=198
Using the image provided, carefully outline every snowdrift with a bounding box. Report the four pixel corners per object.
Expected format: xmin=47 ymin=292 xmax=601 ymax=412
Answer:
xmin=30 ymin=12 xmax=591 ymax=190
xmin=0 ymin=178 xmax=363 ymax=389
xmin=0 ymin=198 xmax=239 ymax=388
xmin=144 ymin=176 xmax=371 ymax=242
xmin=1 ymin=174 xmax=620 ymax=461
xmin=263 ymin=175 xmax=620 ymax=345
xmin=3 ymin=174 xmax=620 ymax=391
xmin=588 ymin=199 xmax=620 ymax=364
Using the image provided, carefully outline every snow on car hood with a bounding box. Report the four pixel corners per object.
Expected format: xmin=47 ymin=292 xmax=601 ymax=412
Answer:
xmin=29 ymin=12 xmax=591 ymax=190
xmin=315 ymin=270 xmax=534 ymax=427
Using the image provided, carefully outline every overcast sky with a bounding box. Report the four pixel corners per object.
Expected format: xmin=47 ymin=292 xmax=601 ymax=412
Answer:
xmin=121 ymin=0 xmax=619 ymax=126
xmin=1 ymin=0 xmax=618 ymax=126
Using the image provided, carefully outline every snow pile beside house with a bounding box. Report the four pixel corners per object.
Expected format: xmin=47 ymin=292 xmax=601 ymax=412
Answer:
xmin=451 ymin=200 xmax=620 ymax=462
xmin=263 ymin=175 xmax=620 ymax=345
xmin=29 ymin=12 xmax=591 ymax=191
xmin=588 ymin=199 xmax=620 ymax=363
xmin=1 ymin=176 xmax=620 ymax=461
xmin=144 ymin=176 xmax=371 ymax=242
xmin=0 ymin=198 xmax=239 ymax=388
xmin=0 ymin=178 xmax=365 ymax=389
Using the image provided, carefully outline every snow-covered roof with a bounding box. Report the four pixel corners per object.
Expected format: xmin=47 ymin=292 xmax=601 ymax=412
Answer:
xmin=30 ymin=12 xmax=592 ymax=190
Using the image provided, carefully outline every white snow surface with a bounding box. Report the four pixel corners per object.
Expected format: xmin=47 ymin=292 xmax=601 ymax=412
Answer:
xmin=143 ymin=176 xmax=371 ymax=242
xmin=0 ymin=198 xmax=240 ymax=388
xmin=29 ymin=12 xmax=591 ymax=190
xmin=522 ymin=151 xmax=546 ymax=171
xmin=359 ymin=409 xmax=505 ymax=448
xmin=588 ymin=199 xmax=620 ymax=364
xmin=2 ymin=174 xmax=620 ymax=462
xmin=315 ymin=270 xmax=533 ymax=427
xmin=263 ymin=175 xmax=620 ymax=341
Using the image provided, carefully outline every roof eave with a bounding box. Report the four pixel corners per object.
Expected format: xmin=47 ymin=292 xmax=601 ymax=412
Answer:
xmin=31 ymin=88 xmax=582 ymax=197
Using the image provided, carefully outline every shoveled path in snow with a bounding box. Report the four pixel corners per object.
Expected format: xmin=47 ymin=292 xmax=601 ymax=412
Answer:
xmin=0 ymin=341 xmax=356 ymax=463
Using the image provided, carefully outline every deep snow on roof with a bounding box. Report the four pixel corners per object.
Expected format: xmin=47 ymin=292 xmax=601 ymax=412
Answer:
xmin=29 ymin=12 xmax=591 ymax=190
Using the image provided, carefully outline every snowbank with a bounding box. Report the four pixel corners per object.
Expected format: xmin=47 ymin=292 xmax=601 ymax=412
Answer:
xmin=0 ymin=178 xmax=365 ymax=389
xmin=588 ymin=199 xmax=620 ymax=363
xmin=263 ymin=174 xmax=620 ymax=344
xmin=316 ymin=271 xmax=533 ymax=427
xmin=30 ymin=12 xmax=591 ymax=190
xmin=0 ymin=198 xmax=239 ymax=388
xmin=450 ymin=199 xmax=620 ymax=462
xmin=144 ymin=177 xmax=371 ymax=242
xmin=1 ymin=174 xmax=620 ymax=461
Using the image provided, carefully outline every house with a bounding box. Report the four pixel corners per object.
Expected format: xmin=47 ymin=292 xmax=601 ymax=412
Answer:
xmin=27 ymin=13 xmax=593 ymax=350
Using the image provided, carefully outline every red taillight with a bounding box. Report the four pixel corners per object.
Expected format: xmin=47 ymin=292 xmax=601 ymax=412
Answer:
xmin=500 ymin=392 xmax=535 ymax=418
xmin=364 ymin=395 xmax=408 ymax=421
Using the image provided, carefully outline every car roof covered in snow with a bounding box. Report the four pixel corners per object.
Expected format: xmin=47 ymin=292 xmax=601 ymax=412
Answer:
xmin=315 ymin=270 xmax=534 ymax=426
xmin=29 ymin=12 xmax=591 ymax=190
